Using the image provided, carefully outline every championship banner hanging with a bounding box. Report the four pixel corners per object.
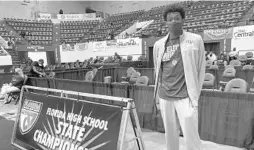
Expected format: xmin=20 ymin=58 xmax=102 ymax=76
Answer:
xmin=203 ymin=28 xmax=233 ymax=40
xmin=13 ymin=92 xmax=122 ymax=150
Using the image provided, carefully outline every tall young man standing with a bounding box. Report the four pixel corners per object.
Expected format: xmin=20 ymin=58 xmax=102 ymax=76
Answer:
xmin=153 ymin=4 xmax=206 ymax=150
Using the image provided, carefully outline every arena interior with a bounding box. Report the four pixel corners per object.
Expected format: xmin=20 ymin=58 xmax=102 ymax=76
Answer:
xmin=1 ymin=0 xmax=254 ymax=150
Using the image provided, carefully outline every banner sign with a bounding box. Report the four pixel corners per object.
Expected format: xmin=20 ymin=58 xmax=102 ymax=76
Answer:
xmin=231 ymin=25 xmax=254 ymax=53
xmin=85 ymin=13 xmax=96 ymax=19
xmin=38 ymin=13 xmax=51 ymax=20
xmin=75 ymin=43 xmax=88 ymax=51
xmin=203 ymin=28 xmax=233 ymax=40
xmin=233 ymin=25 xmax=254 ymax=39
xmin=57 ymin=13 xmax=97 ymax=21
xmin=17 ymin=45 xmax=57 ymax=52
xmin=27 ymin=45 xmax=45 ymax=50
xmin=93 ymin=41 xmax=106 ymax=52
xmin=14 ymin=92 xmax=122 ymax=150
xmin=106 ymin=37 xmax=141 ymax=49
xmin=61 ymin=44 xmax=75 ymax=51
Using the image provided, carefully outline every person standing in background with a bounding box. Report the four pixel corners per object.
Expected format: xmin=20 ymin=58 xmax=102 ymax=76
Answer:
xmin=30 ymin=59 xmax=46 ymax=77
xmin=153 ymin=4 xmax=206 ymax=150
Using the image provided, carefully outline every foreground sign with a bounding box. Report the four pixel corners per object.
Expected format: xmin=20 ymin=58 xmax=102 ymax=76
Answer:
xmin=13 ymin=92 xmax=122 ymax=150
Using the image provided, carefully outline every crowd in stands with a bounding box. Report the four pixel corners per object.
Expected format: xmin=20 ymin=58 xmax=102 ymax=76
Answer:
xmin=16 ymin=52 xmax=147 ymax=74
xmin=205 ymin=48 xmax=254 ymax=67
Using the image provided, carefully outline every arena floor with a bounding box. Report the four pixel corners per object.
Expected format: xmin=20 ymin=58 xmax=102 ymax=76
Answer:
xmin=0 ymin=101 xmax=245 ymax=150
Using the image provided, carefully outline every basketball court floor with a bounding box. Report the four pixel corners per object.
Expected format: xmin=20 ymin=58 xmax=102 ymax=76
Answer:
xmin=0 ymin=101 xmax=244 ymax=150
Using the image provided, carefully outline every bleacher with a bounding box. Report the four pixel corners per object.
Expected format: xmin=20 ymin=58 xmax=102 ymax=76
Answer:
xmin=0 ymin=23 xmax=16 ymax=40
xmin=60 ymin=20 xmax=100 ymax=44
xmin=1 ymin=1 xmax=253 ymax=44
xmin=4 ymin=18 xmax=53 ymax=45
xmin=133 ymin=1 xmax=253 ymax=36
xmin=81 ymin=10 xmax=144 ymax=42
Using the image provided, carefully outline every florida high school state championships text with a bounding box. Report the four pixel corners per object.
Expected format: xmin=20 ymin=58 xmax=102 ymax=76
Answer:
xmin=33 ymin=108 xmax=109 ymax=150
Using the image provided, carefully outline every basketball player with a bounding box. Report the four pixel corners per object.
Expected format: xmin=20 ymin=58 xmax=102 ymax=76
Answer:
xmin=153 ymin=4 xmax=206 ymax=150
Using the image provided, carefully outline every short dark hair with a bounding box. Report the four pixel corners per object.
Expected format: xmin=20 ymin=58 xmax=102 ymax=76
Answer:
xmin=163 ymin=4 xmax=186 ymax=21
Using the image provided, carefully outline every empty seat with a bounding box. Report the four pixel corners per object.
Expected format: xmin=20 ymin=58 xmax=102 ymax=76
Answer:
xmin=219 ymin=67 xmax=236 ymax=91
xmin=238 ymin=55 xmax=247 ymax=65
xmin=229 ymin=59 xmax=241 ymax=66
xmin=225 ymin=65 xmax=234 ymax=69
xmin=129 ymin=72 xmax=141 ymax=84
xmin=224 ymin=78 xmax=248 ymax=93
xmin=135 ymin=76 xmax=149 ymax=86
xmin=202 ymin=73 xmax=215 ymax=89
xmin=242 ymin=65 xmax=253 ymax=70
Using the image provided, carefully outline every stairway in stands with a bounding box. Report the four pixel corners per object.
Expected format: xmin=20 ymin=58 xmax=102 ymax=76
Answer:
xmin=5 ymin=48 xmax=21 ymax=67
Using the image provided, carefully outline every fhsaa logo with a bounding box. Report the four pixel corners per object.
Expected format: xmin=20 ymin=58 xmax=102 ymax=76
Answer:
xmin=19 ymin=100 xmax=43 ymax=135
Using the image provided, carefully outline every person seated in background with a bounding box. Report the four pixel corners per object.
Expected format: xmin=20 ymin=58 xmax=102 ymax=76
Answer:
xmin=30 ymin=59 xmax=46 ymax=77
xmin=207 ymin=52 xmax=217 ymax=64
xmin=93 ymin=56 xmax=100 ymax=64
xmin=229 ymin=47 xmax=239 ymax=62
xmin=0 ymin=68 xmax=25 ymax=104
xmin=114 ymin=52 xmax=121 ymax=62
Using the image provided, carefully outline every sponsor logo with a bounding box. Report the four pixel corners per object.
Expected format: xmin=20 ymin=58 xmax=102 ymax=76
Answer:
xmin=19 ymin=99 xmax=43 ymax=135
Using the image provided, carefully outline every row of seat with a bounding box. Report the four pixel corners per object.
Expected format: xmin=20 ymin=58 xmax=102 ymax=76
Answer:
xmin=3 ymin=1 xmax=254 ymax=45
xmin=203 ymin=73 xmax=250 ymax=94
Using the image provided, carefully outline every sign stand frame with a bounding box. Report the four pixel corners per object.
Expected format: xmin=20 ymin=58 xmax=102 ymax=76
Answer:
xmin=11 ymin=85 xmax=145 ymax=150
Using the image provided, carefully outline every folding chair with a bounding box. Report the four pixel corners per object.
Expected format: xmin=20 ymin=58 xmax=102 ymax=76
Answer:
xmin=219 ymin=68 xmax=236 ymax=91
xmin=224 ymin=78 xmax=248 ymax=93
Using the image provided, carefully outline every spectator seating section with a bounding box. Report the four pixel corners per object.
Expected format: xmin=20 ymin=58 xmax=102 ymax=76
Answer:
xmin=81 ymin=10 xmax=144 ymax=42
xmin=4 ymin=18 xmax=53 ymax=45
xmin=203 ymin=73 xmax=215 ymax=89
xmin=0 ymin=23 xmax=16 ymax=40
xmin=2 ymin=1 xmax=253 ymax=43
xmin=60 ymin=20 xmax=100 ymax=43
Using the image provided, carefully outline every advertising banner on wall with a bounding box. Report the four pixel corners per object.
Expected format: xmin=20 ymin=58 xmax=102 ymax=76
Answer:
xmin=59 ymin=38 xmax=142 ymax=62
xmin=100 ymin=37 xmax=142 ymax=59
xmin=231 ymin=25 xmax=254 ymax=54
xmin=13 ymin=92 xmax=122 ymax=150
xmin=203 ymin=28 xmax=233 ymax=40
xmin=93 ymin=41 xmax=106 ymax=52
xmin=61 ymin=43 xmax=75 ymax=51
xmin=75 ymin=43 xmax=89 ymax=51
xmin=38 ymin=13 xmax=51 ymax=20
xmin=16 ymin=45 xmax=56 ymax=51
xmin=57 ymin=13 xmax=98 ymax=21
xmin=59 ymin=42 xmax=94 ymax=62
